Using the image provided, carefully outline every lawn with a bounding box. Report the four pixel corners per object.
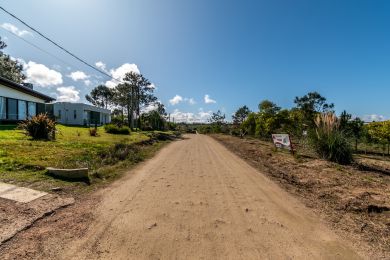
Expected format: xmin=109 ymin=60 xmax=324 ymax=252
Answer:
xmin=0 ymin=125 xmax=167 ymax=193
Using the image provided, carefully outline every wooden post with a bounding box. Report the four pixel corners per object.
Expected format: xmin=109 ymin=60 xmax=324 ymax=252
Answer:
xmin=288 ymin=134 xmax=295 ymax=155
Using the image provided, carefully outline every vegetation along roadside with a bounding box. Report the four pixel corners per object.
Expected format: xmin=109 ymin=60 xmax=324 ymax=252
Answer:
xmin=212 ymin=134 xmax=390 ymax=259
xmin=0 ymin=124 xmax=180 ymax=197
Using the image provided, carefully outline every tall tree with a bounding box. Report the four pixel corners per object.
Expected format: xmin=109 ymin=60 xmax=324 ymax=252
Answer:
xmin=349 ymin=117 xmax=364 ymax=152
xmin=232 ymin=105 xmax=251 ymax=125
xmin=85 ymin=85 xmax=114 ymax=109
xmin=294 ymin=92 xmax=334 ymax=126
xmin=339 ymin=110 xmax=352 ymax=131
xmin=155 ymin=102 xmax=167 ymax=116
xmin=209 ymin=110 xmax=226 ymax=125
xmin=113 ymin=82 xmax=133 ymax=128
xmin=255 ymin=100 xmax=283 ymax=138
xmin=0 ymin=37 xmax=26 ymax=83
xmin=258 ymin=100 xmax=280 ymax=115
xmin=241 ymin=112 xmax=257 ymax=135
xmin=208 ymin=110 xmax=226 ymax=133
xmin=122 ymin=71 xmax=156 ymax=129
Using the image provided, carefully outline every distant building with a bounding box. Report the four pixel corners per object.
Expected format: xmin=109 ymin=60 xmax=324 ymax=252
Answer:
xmin=0 ymin=76 xmax=55 ymax=124
xmin=50 ymin=102 xmax=111 ymax=126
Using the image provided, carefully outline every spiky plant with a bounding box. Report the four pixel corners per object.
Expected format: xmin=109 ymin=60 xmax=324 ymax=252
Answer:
xmin=18 ymin=113 xmax=56 ymax=140
xmin=310 ymin=112 xmax=353 ymax=164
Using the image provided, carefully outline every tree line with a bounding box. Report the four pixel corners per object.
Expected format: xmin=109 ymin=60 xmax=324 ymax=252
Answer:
xmin=203 ymin=91 xmax=390 ymax=163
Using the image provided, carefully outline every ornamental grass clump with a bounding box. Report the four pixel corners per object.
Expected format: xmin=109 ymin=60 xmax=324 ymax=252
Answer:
xmin=310 ymin=112 xmax=353 ymax=165
xmin=18 ymin=113 xmax=56 ymax=140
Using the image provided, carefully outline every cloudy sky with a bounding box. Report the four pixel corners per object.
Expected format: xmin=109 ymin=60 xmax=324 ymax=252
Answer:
xmin=1 ymin=0 xmax=390 ymax=122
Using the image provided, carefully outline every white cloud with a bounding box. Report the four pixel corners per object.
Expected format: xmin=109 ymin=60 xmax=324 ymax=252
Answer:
xmin=198 ymin=108 xmax=212 ymax=119
xmin=170 ymin=108 xmax=212 ymax=123
xmin=52 ymin=64 xmax=61 ymax=71
xmin=56 ymin=86 xmax=80 ymax=102
xmin=204 ymin=94 xmax=216 ymax=104
xmin=1 ymin=23 xmax=32 ymax=37
xmin=68 ymin=70 xmax=89 ymax=81
xmin=105 ymin=63 xmax=140 ymax=88
xmin=84 ymin=79 xmax=92 ymax=86
xmin=169 ymin=95 xmax=183 ymax=105
xmin=188 ymin=98 xmax=196 ymax=105
xmin=169 ymin=95 xmax=196 ymax=106
xmin=95 ymin=61 xmax=107 ymax=72
xmin=142 ymin=101 xmax=163 ymax=114
xmin=362 ymin=114 xmax=386 ymax=122
xmin=183 ymin=97 xmax=196 ymax=105
xmin=142 ymin=104 xmax=158 ymax=114
xmin=25 ymin=61 xmax=63 ymax=87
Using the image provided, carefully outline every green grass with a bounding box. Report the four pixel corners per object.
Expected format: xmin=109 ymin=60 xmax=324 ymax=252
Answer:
xmin=0 ymin=125 xmax=171 ymax=194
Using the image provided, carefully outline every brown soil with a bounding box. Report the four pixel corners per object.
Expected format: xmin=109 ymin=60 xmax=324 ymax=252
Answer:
xmin=212 ymin=134 xmax=390 ymax=259
xmin=0 ymin=134 xmax=376 ymax=259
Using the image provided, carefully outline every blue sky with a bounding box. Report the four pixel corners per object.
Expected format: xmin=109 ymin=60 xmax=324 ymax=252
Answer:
xmin=1 ymin=0 xmax=390 ymax=122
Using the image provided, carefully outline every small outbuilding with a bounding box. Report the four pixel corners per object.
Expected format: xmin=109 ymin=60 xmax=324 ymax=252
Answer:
xmin=51 ymin=102 xmax=111 ymax=126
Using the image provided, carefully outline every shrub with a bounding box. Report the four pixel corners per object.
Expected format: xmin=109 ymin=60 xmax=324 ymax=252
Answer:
xmin=104 ymin=124 xmax=130 ymax=135
xmin=310 ymin=113 xmax=353 ymax=165
xmin=18 ymin=114 xmax=56 ymax=140
xmin=100 ymin=143 xmax=142 ymax=164
xmin=89 ymin=128 xmax=98 ymax=137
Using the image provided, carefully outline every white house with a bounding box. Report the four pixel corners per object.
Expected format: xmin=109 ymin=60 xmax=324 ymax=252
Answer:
xmin=51 ymin=102 xmax=111 ymax=126
xmin=0 ymin=76 xmax=55 ymax=123
xmin=0 ymin=76 xmax=111 ymax=126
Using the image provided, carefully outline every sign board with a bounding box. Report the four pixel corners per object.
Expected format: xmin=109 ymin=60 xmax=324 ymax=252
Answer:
xmin=271 ymin=134 xmax=293 ymax=151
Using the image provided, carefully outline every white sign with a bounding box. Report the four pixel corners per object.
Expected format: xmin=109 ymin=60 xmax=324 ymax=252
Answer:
xmin=271 ymin=134 xmax=292 ymax=151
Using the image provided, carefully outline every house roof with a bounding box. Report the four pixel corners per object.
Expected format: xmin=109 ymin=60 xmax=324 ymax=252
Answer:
xmin=0 ymin=76 xmax=56 ymax=102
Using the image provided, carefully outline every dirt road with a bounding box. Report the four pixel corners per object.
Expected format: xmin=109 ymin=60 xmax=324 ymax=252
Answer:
xmin=60 ymin=134 xmax=361 ymax=259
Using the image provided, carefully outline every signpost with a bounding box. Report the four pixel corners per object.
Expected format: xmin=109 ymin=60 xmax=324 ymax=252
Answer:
xmin=271 ymin=134 xmax=294 ymax=154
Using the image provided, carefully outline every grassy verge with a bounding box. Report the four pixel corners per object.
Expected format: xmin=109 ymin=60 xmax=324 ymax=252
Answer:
xmin=0 ymin=125 xmax=178 ymax=195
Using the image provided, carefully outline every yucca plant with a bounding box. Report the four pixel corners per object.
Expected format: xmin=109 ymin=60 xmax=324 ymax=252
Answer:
xmin=18 ymin=113 xmax=56 ymax=140
xmin=310 ymin=112 xmax=353 ymax=164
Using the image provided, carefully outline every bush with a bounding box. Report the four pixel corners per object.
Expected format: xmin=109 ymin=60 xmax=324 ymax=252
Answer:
xmin=18 ymin=114 xmax=56 ymax=140
xmin=89 ymin=128 xmax=98 ymax=137
xmin=310 ymin=113 xmax=353 ymax=165
xmin=104 ymin=124 xmax=130 ymax=135
xmin=100 ymin=143 xmax=142 ymax=165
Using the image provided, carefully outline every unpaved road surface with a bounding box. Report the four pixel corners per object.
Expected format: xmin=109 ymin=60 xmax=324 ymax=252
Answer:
xmin=59 ymin=134 xmax=361 ymax=259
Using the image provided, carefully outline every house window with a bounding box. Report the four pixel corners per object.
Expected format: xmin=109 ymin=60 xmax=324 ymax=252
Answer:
xmin=74 ymin=110 xmax=77 ymax=119
xmin=58 ymin=110 xmax=62 ymax=120
xmin=0 ymin=97 xmax=5 ymax=119
xmin=7 ymin=98 xmax=17 ymax=120
xmin=27 ymin=102 xmax=36 ymax=118
xmin=36 ymin=103 xmax=46 ymax=115
xmin=18 ymin=100 xmax=27 ymax=120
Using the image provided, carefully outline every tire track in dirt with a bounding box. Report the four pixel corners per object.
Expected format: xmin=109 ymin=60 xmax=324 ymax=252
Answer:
xmin=55 ymin=134 xmax=362 ymax=259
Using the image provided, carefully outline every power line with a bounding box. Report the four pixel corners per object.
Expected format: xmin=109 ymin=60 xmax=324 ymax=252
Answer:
xmin=1 ymin=27 xmax=79 ymax=70
xmin=0 ymin=6 xmax=121 ymax=83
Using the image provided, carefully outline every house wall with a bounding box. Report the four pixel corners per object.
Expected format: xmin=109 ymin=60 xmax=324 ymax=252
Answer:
xmin=0 ymin=85 xmax=46 ymax=103
xmin=53 ymin=103 xmax=84 ymax=125
xmin=0 ymin=84 xmax=47 ymax=122
xmin=53 ymin=102 xmax=111 ymax=126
